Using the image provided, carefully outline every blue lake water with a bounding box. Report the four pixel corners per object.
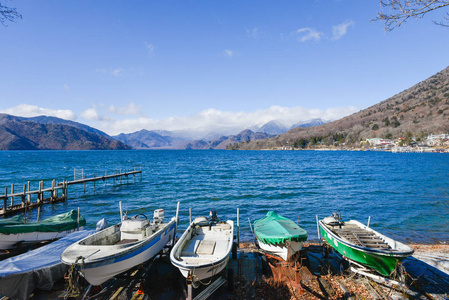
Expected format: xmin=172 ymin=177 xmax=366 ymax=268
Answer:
xmin=0 ymin=150 xmax=448 ymax=244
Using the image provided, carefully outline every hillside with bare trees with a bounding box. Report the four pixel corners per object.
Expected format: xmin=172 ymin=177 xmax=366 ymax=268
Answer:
xmin=230 ymin=65 xmax=449 ymax=150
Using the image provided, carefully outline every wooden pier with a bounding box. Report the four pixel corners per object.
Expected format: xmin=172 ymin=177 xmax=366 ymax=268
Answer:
xmin=0 ymin=166 xmax=142 ymax=217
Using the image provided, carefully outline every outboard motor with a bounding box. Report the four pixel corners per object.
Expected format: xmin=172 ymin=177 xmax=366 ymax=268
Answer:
xmin=153 ymin=209 xmax=165 ymax=224
xmin=209 ymin=209 xmax=218 ymax=230
xmin=323 ymin=211 xmax=343 ymax=227
xmin=209 ymin=209 xmax=218 ymax=222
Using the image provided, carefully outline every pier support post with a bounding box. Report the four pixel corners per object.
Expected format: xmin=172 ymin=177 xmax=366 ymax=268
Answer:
xmin=10 ymin=184 xmax=14 ymax=206
xmin=3 ymin=188 xmax=7 ymax=213
xmin=22 ymin=184 xmax=26 ymax=206
xmin=27 ymin=181 xmax=31 ymax=204
xmin=63 ymin=180 xmax=67 ymax=201
xmin=52 ymin=180 xmax=57 ymax=200
xmin=39 ymin=181 xmax=43 ymax=203
xmin=237 ymin=208 xmax=240 ymax=247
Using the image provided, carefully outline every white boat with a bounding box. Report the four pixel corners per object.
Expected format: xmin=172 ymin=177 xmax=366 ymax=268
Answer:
xmin=0 ymin=210 xmax=85 ymax=250
xmin=170 ymin=211 xmax=234 ymax=285
xmin=61 ymin=205 xmax=179 ymax=286
xmin=254 ymin=212 xmax=308 ymax=261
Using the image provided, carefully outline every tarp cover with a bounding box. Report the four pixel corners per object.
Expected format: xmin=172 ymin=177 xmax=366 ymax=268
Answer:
xmin=254 ymin=211 xmax=308 ymax=245
xmin=0 ymin=230 xmax=94 ymax=300
xmin=0 ymin=210 xmax=86 ymax=234
xmin=0 ymin=215 xmax=25 ymax=226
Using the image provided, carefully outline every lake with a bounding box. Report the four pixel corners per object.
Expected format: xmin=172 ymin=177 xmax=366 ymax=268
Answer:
xmin=0 ymin=150 xmax=448 ymax=244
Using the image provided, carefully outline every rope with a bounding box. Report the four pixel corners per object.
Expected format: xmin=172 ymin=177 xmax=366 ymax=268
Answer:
xmin=188 ymin=261 xmax=217 ymax=288
xmin=65 ymin=256 xmax=85 ymax=299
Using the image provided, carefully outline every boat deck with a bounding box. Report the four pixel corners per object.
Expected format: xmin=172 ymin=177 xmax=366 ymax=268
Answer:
xmin=326 ymin=223 xmax=391 ymax=249
xmin=180 ymin=223 xmax=232 ymax=264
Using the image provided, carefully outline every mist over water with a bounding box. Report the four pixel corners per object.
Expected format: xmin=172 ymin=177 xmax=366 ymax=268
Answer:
xmin=1 ymin=150 xmax=448 ymax=244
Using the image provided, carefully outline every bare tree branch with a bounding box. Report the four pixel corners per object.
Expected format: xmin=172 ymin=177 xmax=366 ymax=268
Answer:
xmin=0 ymin=1 xmax=22 ymax=27
xmin=373 ymin=0 xmax=449 ymax=31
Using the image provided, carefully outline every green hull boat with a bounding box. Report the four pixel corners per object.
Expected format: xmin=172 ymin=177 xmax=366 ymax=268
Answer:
xmin=319 ymin=215 xmax=414 ymax=277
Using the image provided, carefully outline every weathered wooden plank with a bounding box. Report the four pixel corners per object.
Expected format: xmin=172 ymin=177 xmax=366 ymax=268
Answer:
xmin=336 ymin=278 xmax=355 ymax=300
xmin=318 ymin=277 xmax=335 ymax=298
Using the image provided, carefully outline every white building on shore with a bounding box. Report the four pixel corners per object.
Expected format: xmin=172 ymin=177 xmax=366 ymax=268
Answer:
xmin=365 ymin=138 xmax=395 ymax=148
xmin=426 ymin=134 xmax=449 ymax=146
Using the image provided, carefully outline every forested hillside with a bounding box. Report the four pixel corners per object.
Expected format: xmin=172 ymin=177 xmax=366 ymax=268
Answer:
xmin=231 ymin=66 xmax=449 ymax=150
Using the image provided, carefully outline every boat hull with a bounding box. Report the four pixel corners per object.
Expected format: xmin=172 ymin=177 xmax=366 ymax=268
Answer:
xmin=257 ymin=240 xmax=303 ymax=261
xmin=177 ymin=255 xmax=230 ymax=281
xmin=170 ymin=220 xmax=234 ymax=283
xmin=319 ymin=220 xmax=411 ymax=276
xmin=0 ymin=228 xmax=83 ymax=250
xmin=62 ymin=220 xmax=176 ymax=286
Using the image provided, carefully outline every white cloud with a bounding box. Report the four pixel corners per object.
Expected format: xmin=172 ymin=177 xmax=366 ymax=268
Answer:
xmin=145 ymin=43 xmax=155 ymax=57
xmin=63 ymin=84 xmax=70 ymax=91
xmin=112 ymin=69 xmax=123 ymax=77
xmin=332 ymin=21 xmax=354 ymax=40
xmin=294 ymin=28 xmax=323 ymax=42
xmin=0 ymin=103 xmax=358 ymax=138
xmin=81 ymin=106 xmax=101 ymax=121
xmin=95 ymin=68 xmax=107 ymax=74
xmin=94 ymin=68 xmax=124 ymax=77
xmin=0 ymin=104 xmax=76 ymax=120
xmin=80 ymin=105 xmax=358 ymax=136
xmin=246 ymin=27 xmax=259 ymax=39
xmin=108 ymin=102 xmax=141 ymax=116
xmin=222 ymin=49 xmax=236 ymax=58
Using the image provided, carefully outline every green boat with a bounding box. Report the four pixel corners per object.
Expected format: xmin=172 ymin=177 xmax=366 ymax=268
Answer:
xmin=254 ymin=211 xmax=308 ymax=261
xmin=319 ymin=213 xmax=414 ymax=277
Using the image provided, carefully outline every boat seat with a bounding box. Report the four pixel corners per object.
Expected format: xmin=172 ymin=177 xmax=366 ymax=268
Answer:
xmin=115 ymin=239 xmax=138 ymax=245
xmin=213 ymin=240 xmax=229 ymax=257
xmin=196 ymin=240 xmax=216 ymax=255
xmin=182 ymin=240 xmax=201 ymax=256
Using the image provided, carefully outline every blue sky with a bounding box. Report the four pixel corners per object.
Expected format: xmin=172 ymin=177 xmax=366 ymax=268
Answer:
xmin=1 ymin=0 xmax=449 ymax=136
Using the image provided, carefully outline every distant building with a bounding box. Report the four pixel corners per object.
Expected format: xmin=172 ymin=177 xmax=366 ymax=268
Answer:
xmin=365 ymin=138 xmax=395 ymax=148
xmin=426 ymin=134 xmax=449 ymax=146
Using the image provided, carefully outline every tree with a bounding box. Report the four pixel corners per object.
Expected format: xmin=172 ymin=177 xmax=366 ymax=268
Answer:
xmin=1 ymin=1 xmax=21 ymax=26
xmin=374 ymin=0 xmax=449 ymax=31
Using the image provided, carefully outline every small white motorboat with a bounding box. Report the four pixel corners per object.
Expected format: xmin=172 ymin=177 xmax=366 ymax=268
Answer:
xmin=61 ymin=204 xmax=179 ymax=286
xmin=170 ymin=210 xmax=234 ymax=285
xmin=0 ymin=210 xmax=86 ymax=250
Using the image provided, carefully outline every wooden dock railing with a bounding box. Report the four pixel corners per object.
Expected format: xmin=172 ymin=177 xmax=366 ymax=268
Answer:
xmin=0 ymin=166 xmax=142 ymax=217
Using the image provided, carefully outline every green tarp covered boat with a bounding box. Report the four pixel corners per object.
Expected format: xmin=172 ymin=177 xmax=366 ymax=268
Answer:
xmin=254 ymin=211 xmax=308 ymax=261
xmin=0 ymin=210 xmax=86 ymax=250
xmin=319 ymin=213 xmax=414 ymax=277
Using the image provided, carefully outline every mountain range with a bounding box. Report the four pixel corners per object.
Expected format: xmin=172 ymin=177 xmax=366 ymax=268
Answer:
xmin=232 ymin=65 xmax=449 ymax=150
xmin=112 ymin=119 xmax=326 ymax=150
xmin=0 ymin=114 xmax=130 ymax=150
xmin=0 ymin=113 xmax=325 ymax=150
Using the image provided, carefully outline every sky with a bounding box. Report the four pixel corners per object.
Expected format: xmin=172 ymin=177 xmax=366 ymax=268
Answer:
xmin=1 ymin=0 xmax=449 ymax=137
